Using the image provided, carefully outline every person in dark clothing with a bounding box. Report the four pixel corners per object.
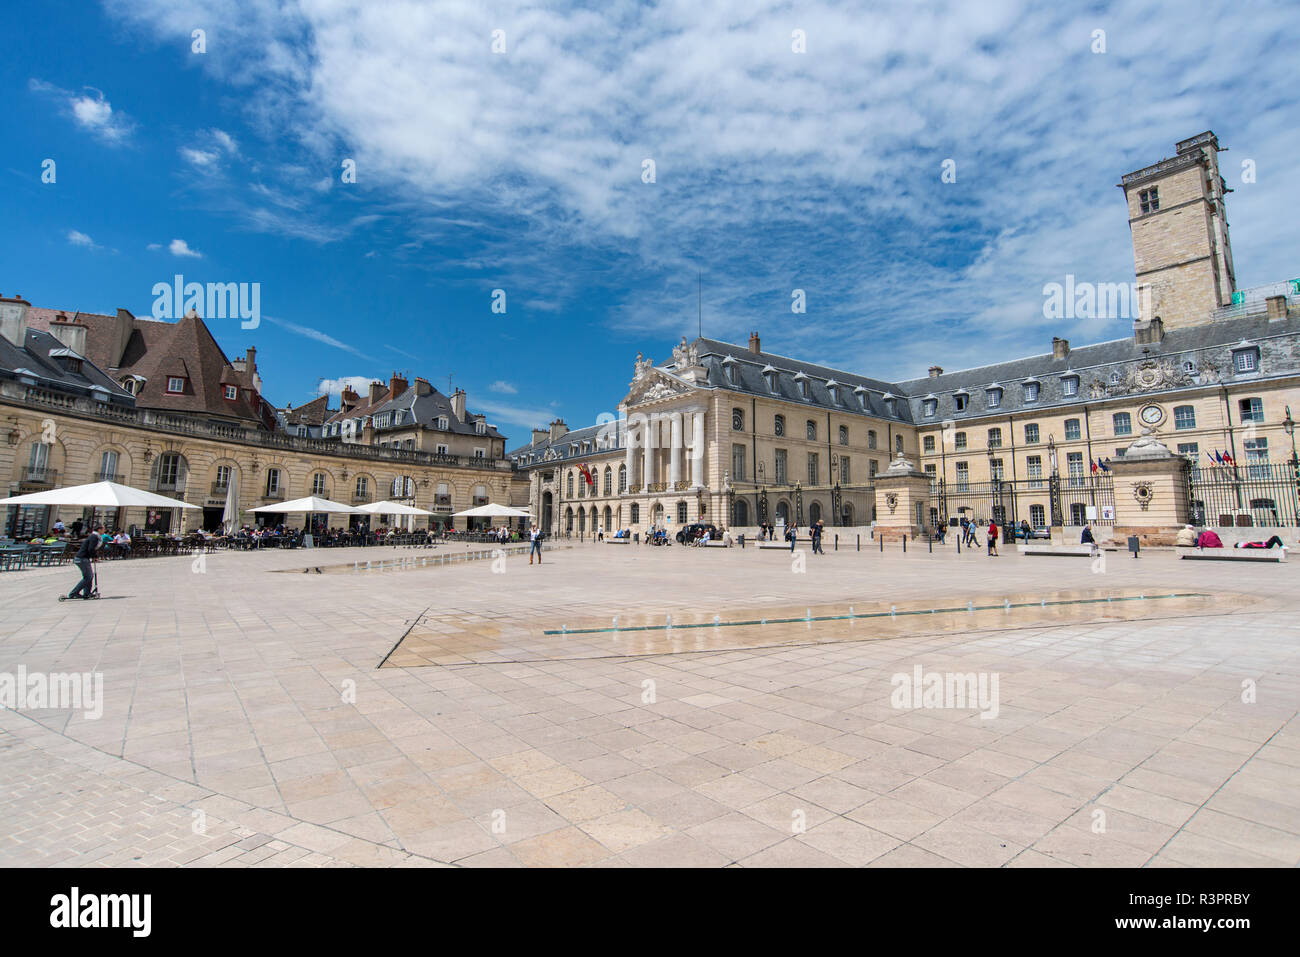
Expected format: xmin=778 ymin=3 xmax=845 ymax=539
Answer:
xmin=811 ymin=520 xmax=824 ymax=555
xmin=1236 ymin=536 xmax=1285 ymax=549
xmin=61 ymin=525 xmax=103 ymax=600
xmin=1081 ymin=524 xmax=1095 ymax=545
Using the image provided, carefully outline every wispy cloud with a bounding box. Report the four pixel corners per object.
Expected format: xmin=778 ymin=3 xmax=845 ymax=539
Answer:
xmin=29 ymin=79 xmax=134 ymax=144
xmin=489 ymin=380 xmax=518 ymax=395
xmin=264 ymin=315 xmax=376 ymax=361
xmin=66 ymin=229 xmax=100 ymax=250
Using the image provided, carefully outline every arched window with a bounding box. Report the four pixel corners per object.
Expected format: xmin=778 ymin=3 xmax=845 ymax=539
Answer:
xmin=630 ymin=503 xmax=640 ymax=524
xmin=775 ymin=501 xmax=790 ymax=524
xmin=774 ymin=415 xmax=785 ymax=437
xmin=732 ymin=408 xmax=744 ymax=431
xmin=806 ymin=420 xmax=817 ymax=441
xmin=809 ymin=501 xmax=822 ymax=524
xmin=603 ymin=467 xmax=612 ymax=496
xmin=868 ymin=430 xmax=877 ymax=449
xmin=838 ymin=425 xmax=848 ymax=446
xmin=566 ymin=472 xmax=574 ymax=496
xmin=895 ymin=435 xmax=903 ymax=454
xmin=618 ymin=465 xmax=627 ymax=493
xmin=311 ymin=473 xmax=327 ymax=496
xmin=734 ymin=499 xmax=749 ymax=526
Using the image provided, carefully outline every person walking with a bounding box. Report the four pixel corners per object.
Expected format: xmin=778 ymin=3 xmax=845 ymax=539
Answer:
xmin=811 ymin=520 xmax=824 ymax=555
xmin=61 ymin=524 xmax=103 ymax=600
xmin=788 ymin=523 xmax=797 ymax=553
xmin=987 ymin=519 xmax=999 ymax=556
xmin=528 ymin=523 xmax=543 ymax=565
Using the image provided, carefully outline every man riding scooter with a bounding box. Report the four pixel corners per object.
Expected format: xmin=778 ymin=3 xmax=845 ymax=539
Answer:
xmin=60 ymin=524 xmax=103 ymax=601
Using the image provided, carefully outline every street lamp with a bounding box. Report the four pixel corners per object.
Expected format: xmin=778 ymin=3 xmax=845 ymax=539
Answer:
xmin=830 ymin=454 xmax=842 ymax=527
xmin=1047 ymin=434 xmax=1063 ymax=529
xmin=1283 ymin=406 xmax=1299 ymax=526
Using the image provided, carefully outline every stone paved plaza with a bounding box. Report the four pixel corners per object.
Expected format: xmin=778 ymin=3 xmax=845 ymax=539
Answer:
xmin=1 ymin=538 xmax=1297 ymax=868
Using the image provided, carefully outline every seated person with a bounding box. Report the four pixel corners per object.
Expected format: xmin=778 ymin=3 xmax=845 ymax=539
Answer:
xmin=1196 ymin=529 xmax=1224 ymax=549
xmin=1175 ymin=524 xmax=1198 ymax=547
xmin=1235 ymin=536 xmax=1285 ymax=549
xmin=1080 ymin=524 xmax=1095 ymax=545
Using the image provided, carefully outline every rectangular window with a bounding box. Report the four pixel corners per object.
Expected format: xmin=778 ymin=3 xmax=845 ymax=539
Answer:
xmin=1067 ymin=452 xmax=1085 ymax=486
xmin=1113 ymin=412 xmax=1132 ymax=436
xmin=1062 ymin=377 xmax=1078 ymax=397
xmin=436 ymin=444 xmax=449 ymax=455
xmin=166 ymin=377 xmax=185 ymax=393
xmin=869 ymin=459 xmax=879 ymax=478
xmin=1030 ymin=504 xmax=1046 ymax=527
xmin=840 ymin=456 xmax=850 ymax=483
xmin=990 ymin=458 xmax=1004 ymax=480
xmin=987 ymin=389 xmax=1001 ymax=408
xmin=924 ymin=464 xmax=936 ymax=478
xmin=1233 ymin=349 xmax=1258 ymax=373
xmin=955 ymin=461 xmax=969 ymax=491
xmin=1024 ymin=382 xmax=1040 ymax=403
xmin=215 ymin=465 xmax=231 ymax=489
xmin=987 ymin=428 xmax=1002 ymax=448
xmin=1027 ymin=455 xmax=1043 ymax=489
xmin=312 ymin=474 xmax=326 ymax=495
xmin=1174 ymin=405 xmax=1196 ymax=430
xmin=774 ymin=449 xmax=787 ymax=484
xmin=954 ymin=394 xmax=967 ymax=411
xmin=1139 ymin=187 xmax=1159 ymax=213
xmin=807 ymin=453 xmax=819 ymax=485
xmin=1239 ymin=397 xmax=1263 ymax=423
xmin=922 ymin=399 xmax=937 ymax=417
xmin=923 ymin=435 xmax=936 ymax=452
xmin=954 ymin=432 xmax=967 ymax=450
xmin=474 ymin=448 xmax=486 ymax=459
xmin=266 ymin=469 xmax=281 ymax=495
xmin=1024 ymin=423 xmax=1040 ymax=444
xmin=1177 ymin=442 xmax=1199 ymax=463
xmin=98 ymin=450 xmax=118 ymax=481
xmin=1065 ymin=418 xmax=1081 ymax=441
xmin=732 ymin=444 xmax=746 ymax=482
xmin=224 ymin=385 xmax=237 ymax=400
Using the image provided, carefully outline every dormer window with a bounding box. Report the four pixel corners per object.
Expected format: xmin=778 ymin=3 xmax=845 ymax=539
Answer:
xmin=762 ymin=364 xmax=778 ymax=392
xmin=881 ymin=392 xmax=897 ymax=417
xmin=986 ymin=386 xmax=1002 ymax=408
xmin=953 ymin=390 xmax=968 ymax=412
xmin=475 ymin=420 xmax=486 ymax=434
xmin=855 ymin=386 xmax=869 ymax=411
xmin=121 ymin=378 xmax=137 ymax=395
xmin=224 ymin=385 xmax=237 ymax=400
xmin=794 ymin=371 xmax=810 ymax=399
xmin=722 ymin=355 xmax=738 ymax=385
xmin=1061 ymin=375 xmax=1079 ymax=397
xmin=1233 ymin=346 xmax=1259 ymax=373
xmin=922 ymin=398 xmax=937 ymax=418
xmin=1023 ymin=381 xmax=1040 ymax=403
xmin=437 ymin=416 xmax=449 ymax=430
xmin=826 ymin=379 xmax=840 ymax=403
xmin=166 ymin=376 xmax=186 ymax=394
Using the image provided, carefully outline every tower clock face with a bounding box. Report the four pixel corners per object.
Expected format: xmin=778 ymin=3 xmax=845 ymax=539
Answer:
xmin=1139 ymin=404 xmax=1164 ymax=426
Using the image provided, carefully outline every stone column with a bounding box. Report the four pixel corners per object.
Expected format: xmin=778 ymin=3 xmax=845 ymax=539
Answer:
xmin=1108 ymin=432 xmax=1191 ymax=546
xmin=690 ymin=410 xmax=705 ymax=489
xmin=669 ymin=413 xmax=682 ymax=487
xmin=642 ymin=415 xmax=655 ymax=488
xmin=624 ymin=418 xmax=636 ymax=489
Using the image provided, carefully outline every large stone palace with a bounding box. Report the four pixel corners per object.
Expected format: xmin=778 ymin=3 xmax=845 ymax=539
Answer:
xmin=0 ymin=304 xmax=511 ymax=537
xmin=511 ymin=131 xmax=1300 ymax=543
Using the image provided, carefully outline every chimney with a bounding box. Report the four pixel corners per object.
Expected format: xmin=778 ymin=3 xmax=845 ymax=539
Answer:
xmin=549 ymin=418 xmax=568 ymax=441
xmin=0 ymin=294 xmax=31 ymax=348
xmin=1052 ymin=337 xmax=1070 ymax=360
xmin=340 ymin=387 xmax=359 ymax=412
xmin=388 ymin=371 xmax=409 ymax=398
xmin=110 ymin=308 xmax=135 ymax=368
xmin=1266 ymin=295 xmax=1288 ymax=321
xmin=748 ymin=331 xmax=762 ymax=354
xmin=450 ymin=388 xmax=467 ymax=420
xmin=413 ymin=376 xmax=433 ymax=396
xmin=368 ymin=381 xmax=386 ymax=405
xmin=531 ymin=427 xmax=549 ymax=446
xmin=246 ymin=347 xmax=257 ymax=375
xmin=928 ymin=366 xmax=943 ymax=378
xmin=1134 ymin=316 xmax=1165 ymax=345
xmin=49 ymin=312 xmax=89 ymax=356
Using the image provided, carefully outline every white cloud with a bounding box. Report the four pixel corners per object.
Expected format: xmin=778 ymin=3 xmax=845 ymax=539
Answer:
xmin=317 ymin=375 xmax=378 ymax=398
xmin=180 ymin=147 xmax=219 ymax=168
xmin=146 ymin=242 xmax=161 ymax=250
xmin=102 ymin=1 xmax=1300 ymax=379
xmin=264 ymin=315 xmax=375 ymax=360
xmin=30 ymin=80 xmax=134 ymax=144
xmin=66 ymin=229 xmax=99 ymax=249
xmin=489 ymin=380 xmax=518 ymax=394
xmin=168 ymin=238 xmax=203 ymax=258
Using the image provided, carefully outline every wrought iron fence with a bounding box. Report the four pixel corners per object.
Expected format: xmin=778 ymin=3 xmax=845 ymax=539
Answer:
xmin=1186 ymin=461 xmax=1300 ymax=527
xmin=931 ymin=474 xmax=1116 ymax=535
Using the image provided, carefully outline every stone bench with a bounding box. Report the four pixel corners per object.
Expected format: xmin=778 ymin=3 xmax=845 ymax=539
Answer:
xmin=605 ymin=538 xmax=631 ymax=544
xmin=703 ymin=540 xmax=731 ymax=548
xmin=1019 ymin=544 xmax=1099 ymax=557
xmin=756 ymin=541 xmax=792 ymax=550
xmin=1180 ymin=550 xmax=1286 ymax=563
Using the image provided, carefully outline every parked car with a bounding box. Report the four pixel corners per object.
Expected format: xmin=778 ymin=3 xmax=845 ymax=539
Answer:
xmin=676 ymin=522 xmax=717 ymax=545
xmin=1014 ymin=523 xmax=1052 ymax=540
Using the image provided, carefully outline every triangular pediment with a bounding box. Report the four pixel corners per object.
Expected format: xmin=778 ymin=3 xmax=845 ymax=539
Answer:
xmin=622 ymin=366 xmax=697 ymax=408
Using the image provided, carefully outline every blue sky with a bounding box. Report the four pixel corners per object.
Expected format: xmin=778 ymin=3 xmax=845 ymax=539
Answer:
xmin=3 ymin=0 xmax=1298 ymax=443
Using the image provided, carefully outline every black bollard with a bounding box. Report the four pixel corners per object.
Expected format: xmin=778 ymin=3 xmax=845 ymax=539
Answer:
xmin=903 ymin=534 xmax=907 ymax=553
xmin=880 ymin=534 xmax=883 ymax=553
